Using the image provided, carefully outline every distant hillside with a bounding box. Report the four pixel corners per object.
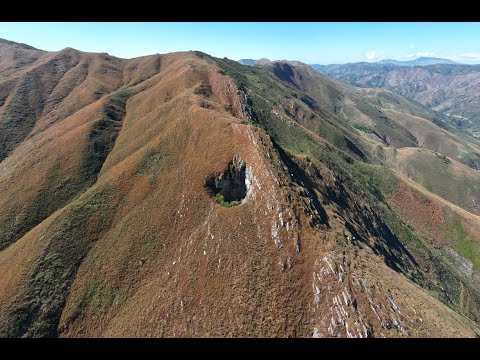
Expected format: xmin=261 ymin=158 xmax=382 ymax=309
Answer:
xmin=238 ymin=59 xmax=256 ymax=66
xmin=310 ymin=61 xmax=480 ymax=134
xmin=379 ymin=57 xmax=460 ymax=66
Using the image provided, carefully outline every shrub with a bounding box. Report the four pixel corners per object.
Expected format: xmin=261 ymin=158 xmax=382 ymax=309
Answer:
xmin=215 ymin=193 xmax=241 ymax=208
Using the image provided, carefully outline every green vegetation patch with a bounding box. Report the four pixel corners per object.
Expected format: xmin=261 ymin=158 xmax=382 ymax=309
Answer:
xmin=350 ymin=161 xmax=399 ymax=201
xmin=110 ymin=88 xmax=136 ymax=103
xmin=442 ymin=215 xmax=480 ymax=270
xmin=137 ymin=148 xmax=169 ymax=182
xmin=215 ymin=193 xmax=242 ymax=208
xmin=457 ymin=148 xmax=480 ymax=169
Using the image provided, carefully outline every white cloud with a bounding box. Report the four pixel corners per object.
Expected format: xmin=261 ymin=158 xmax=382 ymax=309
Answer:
xmin=365 ymin=49 xmax=385 ymax=61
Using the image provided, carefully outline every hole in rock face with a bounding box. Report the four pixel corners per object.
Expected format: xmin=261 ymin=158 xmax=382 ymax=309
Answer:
xmin=205 ymin=157 xmax=249 ymax=206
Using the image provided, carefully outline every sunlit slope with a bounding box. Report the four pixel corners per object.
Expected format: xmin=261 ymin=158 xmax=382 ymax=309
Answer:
xmin=387 ymin=148 xmax=480 ymax=216
xmin=0 ymin=45 xmax=479 ymax=337
xmin=0 ymin=44 xmax=163 ymax=251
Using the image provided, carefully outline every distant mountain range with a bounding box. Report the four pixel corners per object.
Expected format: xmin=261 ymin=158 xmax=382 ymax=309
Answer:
xmin=240 ymin=56 xmax=462 ymax=69
xmin=308 ymin=61 xmax=480 ymax=133
xmin=378 ymin=57 xmax=460 ymax=66
xmin=308 ymin=57 xmax=464 ymax=74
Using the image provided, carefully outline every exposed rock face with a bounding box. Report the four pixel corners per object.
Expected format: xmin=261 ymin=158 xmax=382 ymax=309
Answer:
xmin=205 ymin=157 xmax=248 ymax=203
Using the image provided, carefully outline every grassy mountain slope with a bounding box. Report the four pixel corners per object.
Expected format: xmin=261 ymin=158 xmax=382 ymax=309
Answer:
xmin=0 ymin=42 xmax=164 ymax=251
xmin=0 ymin=41 xmax=479 ymax=337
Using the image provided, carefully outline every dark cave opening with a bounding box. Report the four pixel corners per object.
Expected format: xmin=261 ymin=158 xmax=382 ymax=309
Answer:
xmin=205 ymin=157 xmax=248 ymax=206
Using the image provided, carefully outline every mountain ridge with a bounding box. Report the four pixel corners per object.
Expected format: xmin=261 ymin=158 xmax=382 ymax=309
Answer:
xmin=0 ymin=40 xmax=479 ymax=337
xmin=379 ymin=57 xmax=460 ymax=66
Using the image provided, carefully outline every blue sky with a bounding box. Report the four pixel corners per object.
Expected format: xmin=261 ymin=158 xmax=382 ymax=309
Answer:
xmin=1 ymin=22 xmax=480 ymax=64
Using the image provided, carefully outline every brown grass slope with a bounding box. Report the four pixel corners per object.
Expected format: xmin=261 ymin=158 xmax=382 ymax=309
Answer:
xmin=0 ymin=38 xmax=44 ymax=76
xmin=0 ymin=44 xmax=479 ymax=337
xmin=0 ymin=44 xmax=163 ymax=250
xmin=383 ymin=109 xmax=480 ymax=168
xmin=386 ymin=148 xmax=480 ymax=216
